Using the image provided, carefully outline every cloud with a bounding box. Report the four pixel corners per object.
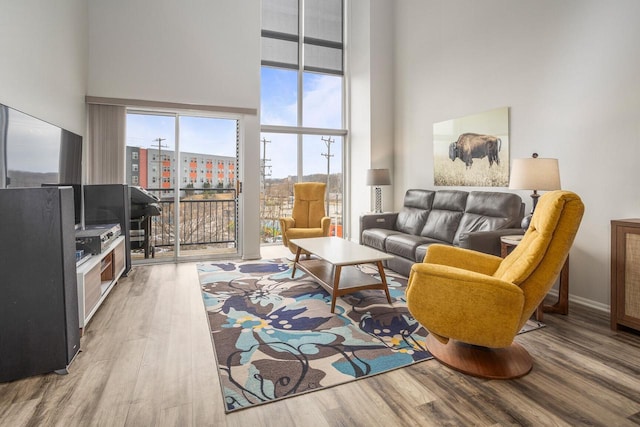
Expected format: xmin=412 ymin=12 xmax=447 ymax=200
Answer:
xmin=302 ymin=74 xmax=342 ymax=128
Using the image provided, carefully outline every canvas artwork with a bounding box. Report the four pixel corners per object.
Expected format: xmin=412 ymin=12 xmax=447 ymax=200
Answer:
xmin=433 ymin=107 xmax=510 ymax=187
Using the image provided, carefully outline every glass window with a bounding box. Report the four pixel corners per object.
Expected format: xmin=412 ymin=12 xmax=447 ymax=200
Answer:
xmin=303 ymin=72 xmax=342 ymax=128
xmin=260 ymin=0 xmax=345 ymax=243
xmin=260 ymin=67 xmax=298 ymax=126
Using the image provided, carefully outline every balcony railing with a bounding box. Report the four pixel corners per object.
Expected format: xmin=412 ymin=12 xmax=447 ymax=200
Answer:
xmin=139 ymin=188 xmax=236 ymax=249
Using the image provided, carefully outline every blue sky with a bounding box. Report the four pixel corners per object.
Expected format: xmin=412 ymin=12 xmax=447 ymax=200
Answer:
xmin=260 ymin=67 xmax=343 ymax=178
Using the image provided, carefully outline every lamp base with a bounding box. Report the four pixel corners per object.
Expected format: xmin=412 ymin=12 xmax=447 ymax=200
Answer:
xmin=374 ymin=187 xmax=383 ymax=213
xmin=521 ymin=214 xmax=532 ymax=230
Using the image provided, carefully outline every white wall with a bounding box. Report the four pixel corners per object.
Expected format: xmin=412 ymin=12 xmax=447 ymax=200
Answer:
xmin=88 ymin=0 xmax=259 ymax=109
xmin=393 ymin=0 xmax=640 ymax=308
xmin=87 ymin=0 xmax=262 ymax=258
xmin=0 ymin=0 xmax=88 ymax=135
xmin=348 ymin=0 xmax=395 ymax=240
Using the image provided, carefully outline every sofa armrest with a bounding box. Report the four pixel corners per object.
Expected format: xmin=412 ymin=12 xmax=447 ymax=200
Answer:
xmin=458 ymin=228 xmax=526 ymax=257
xmin=359 ymin=212 xmax=399 ymax=242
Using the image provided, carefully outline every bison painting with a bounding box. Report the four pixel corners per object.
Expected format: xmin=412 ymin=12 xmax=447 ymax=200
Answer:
xmin=448 ymin=133 xmax=502 ymax=169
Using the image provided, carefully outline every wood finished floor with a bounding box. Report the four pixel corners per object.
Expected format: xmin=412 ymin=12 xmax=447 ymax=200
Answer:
xmin=1 ymin=259 xmax=640 ymax=426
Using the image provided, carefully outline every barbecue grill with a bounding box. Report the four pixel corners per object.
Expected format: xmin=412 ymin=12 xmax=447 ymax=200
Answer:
xmin=129 ymin=186 xmax=161 ymax=258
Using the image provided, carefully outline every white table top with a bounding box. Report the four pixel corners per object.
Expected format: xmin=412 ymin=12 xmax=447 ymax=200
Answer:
xmin=290 ymin=236 xmax=394 ymax=266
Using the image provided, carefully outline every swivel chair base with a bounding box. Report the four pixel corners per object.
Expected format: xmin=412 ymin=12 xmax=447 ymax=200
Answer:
xmin=426 ymin=334 xmax=533 ymax=379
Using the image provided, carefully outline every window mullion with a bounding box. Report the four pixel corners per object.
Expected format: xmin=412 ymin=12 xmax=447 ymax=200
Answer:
xmin=297 ymin=0 xmax=304 ymax=180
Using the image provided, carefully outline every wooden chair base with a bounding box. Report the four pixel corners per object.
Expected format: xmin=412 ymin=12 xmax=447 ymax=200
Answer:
xmin=426 ymin=334 xmax=533 ymax=380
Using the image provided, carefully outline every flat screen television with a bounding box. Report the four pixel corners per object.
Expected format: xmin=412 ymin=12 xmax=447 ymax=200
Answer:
xmin=0 ymin=102 xmax=83 ymax=225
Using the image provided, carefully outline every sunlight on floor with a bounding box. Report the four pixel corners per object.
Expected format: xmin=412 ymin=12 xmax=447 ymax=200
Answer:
xmin=260 ymin=243 xmax=292 ymax=260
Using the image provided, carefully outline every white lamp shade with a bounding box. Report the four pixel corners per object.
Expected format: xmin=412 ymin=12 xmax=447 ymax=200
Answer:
xmin=509 ymin=158 xmax=561 ymax=191
xmin=366 ymin=168 xmax=391 ymax=186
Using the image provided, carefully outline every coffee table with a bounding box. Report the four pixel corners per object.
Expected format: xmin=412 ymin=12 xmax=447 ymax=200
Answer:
xmin=289 ymin=236 xmax=395 ymax=313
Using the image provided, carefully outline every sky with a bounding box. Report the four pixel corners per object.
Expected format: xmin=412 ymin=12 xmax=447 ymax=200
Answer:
xmin=126 ymin=113 xmax=237 ymax=158
xmin=260 ymin=67 xmax=343 ymax=179
xmin=126 ymin=67 xmax=344 ymax=180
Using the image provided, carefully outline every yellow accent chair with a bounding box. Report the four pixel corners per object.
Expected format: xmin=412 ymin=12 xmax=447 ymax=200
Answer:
xmin=406 ymin=190 xmax=584 ymax=379
xmin=279 ymin=182 xmax=331 ymax=255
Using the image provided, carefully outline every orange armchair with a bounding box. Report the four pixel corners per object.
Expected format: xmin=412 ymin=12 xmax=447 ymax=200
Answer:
xmin=279 ymin=182 xmax=331 ymax=254
xmin=406 ymin=190 xmax=584 ymax=379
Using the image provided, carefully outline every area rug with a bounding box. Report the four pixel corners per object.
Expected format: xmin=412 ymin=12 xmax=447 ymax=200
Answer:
xmin=197 ymin=259 xmax=544 ymax=412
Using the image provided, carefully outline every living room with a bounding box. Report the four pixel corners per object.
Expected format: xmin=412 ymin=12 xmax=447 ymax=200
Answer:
xmin=1 ymin=0 xmax=639 ymax=425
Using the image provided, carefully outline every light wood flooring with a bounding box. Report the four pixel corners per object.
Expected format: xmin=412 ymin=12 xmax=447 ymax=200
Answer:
xmin=1 ymin=253 xmax=640 ymax=426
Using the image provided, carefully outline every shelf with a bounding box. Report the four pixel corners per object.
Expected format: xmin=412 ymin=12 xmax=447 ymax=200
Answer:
xmin=297 ymin=259 xmax=385 ymax=291
xmin=77 ymin=236 xmax=126 ymax=331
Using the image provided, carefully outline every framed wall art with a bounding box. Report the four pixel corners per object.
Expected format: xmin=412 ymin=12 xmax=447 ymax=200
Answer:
xmin=433 ymin=107 xmax=509 ymax=187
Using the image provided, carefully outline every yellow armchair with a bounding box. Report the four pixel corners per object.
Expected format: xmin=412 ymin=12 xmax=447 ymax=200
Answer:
xmin=406 ymin=190 xmax=584 ymax=379
xmin=279 ymin=182 xmax=331 ymax=254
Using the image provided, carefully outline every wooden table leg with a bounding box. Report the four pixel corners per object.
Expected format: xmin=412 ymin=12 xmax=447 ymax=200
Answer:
xmin=331 ymin=265 xmax=342 ymax=313
xmin=291 ymin=246 xmax=302 ymax=278
xmin=543 ymin=257 xmax=569 ymax=314
xmin=535 ymin=256 xmax=570 ymax=321
xmin=500 ymin=242 xmax=509 ymax=258
xmin=377 ymin=261 xmax=392 ymax=304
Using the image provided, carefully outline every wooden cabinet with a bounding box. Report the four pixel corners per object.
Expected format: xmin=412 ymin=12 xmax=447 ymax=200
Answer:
xmin=611 ymin=219 xmax=640 ymax=332
xmin=76 ymin=236 xmax=126 ymax=332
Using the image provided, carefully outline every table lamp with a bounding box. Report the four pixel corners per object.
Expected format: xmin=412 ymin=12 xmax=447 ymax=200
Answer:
xmin=366 ymin=168 xmax=391 ymax=213
xmin=509 ymin=153 xmax=561 ymax=229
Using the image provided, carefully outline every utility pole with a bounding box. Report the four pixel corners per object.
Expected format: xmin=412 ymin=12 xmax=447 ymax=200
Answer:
xmin=152 ymin=138 xmax=167 ymax=192
xmin=260 ymin=137 xmax=272 ymax=192
xmin=321 ymin=136 xmax=334 ymax=214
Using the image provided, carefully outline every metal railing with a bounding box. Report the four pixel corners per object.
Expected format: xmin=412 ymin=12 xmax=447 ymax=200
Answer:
xmin=142 ymin=188 xmax=237 ymax=249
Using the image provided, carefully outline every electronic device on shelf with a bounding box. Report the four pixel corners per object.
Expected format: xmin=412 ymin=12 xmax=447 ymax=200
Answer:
xmin=75 ymin=223 xmax=121 ymax=255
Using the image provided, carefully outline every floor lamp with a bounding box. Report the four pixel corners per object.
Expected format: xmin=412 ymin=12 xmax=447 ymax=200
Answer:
xmin=509 ymin=153 xmax=561 ymax=229
xmin=366 ymin=168 xmax=391 ymax=213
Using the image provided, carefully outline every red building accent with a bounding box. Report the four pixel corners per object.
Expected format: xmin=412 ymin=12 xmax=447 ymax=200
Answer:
xmin=139 ymin=149 xmax=148 ymax=188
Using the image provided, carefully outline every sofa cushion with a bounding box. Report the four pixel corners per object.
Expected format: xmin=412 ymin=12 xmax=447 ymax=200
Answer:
xmin=395 ymin=189 xmax=435 ymax=235
xmin=415 ymin=241 xmax=449 ymax=263
xmin=420 ymin=190 xmax=468 ymax=243
xmin=385 ymin=234 xmax=434 ymax=260
xmin=452 ymin=191 xmax=524 ymax=245
xmin=361 ymin=228 xmax=401 ymax=251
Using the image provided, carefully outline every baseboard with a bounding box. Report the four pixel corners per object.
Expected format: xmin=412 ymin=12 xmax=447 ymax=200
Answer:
xmin=547 ymin=289 xmax=610 ymax=313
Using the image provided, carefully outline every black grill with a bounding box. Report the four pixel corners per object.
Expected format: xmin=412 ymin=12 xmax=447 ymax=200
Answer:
xmin=129 ymin=186 xmax=161 ymax=258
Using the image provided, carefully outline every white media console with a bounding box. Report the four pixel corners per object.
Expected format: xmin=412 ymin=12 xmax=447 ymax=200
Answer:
xmin=76 ymin=235 xmax=126 ymax=333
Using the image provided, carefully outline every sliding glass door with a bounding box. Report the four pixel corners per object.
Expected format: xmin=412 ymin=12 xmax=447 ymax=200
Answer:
xmin=126 ymin=111 xmax=240 ymax=261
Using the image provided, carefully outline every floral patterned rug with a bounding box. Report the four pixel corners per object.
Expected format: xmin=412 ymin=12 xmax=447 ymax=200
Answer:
xmin=197 ymin=258 xmax=431 ymax=412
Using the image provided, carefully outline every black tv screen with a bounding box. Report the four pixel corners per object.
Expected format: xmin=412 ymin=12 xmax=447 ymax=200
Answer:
xmin=0 ymin=103 xmax=82 ymax=189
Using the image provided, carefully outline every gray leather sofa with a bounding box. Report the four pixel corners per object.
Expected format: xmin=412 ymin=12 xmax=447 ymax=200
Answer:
xmin=360 ymin=189 xmax=524 ymax=277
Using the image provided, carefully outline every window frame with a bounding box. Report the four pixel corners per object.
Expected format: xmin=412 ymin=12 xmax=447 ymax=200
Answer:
xmin=260 ymin=0 xmax=349 ymax=241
